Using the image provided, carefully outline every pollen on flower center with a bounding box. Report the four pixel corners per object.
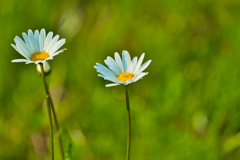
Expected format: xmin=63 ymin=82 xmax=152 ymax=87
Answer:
xmin=30 ymin=51 xmax=50 ymax=61
xmin=117 ymin=72 xmax=134 ymax=82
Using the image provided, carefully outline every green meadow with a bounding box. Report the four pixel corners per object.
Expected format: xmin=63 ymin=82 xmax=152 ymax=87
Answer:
xmin=1 ymin=0 xmax=240 ymax=159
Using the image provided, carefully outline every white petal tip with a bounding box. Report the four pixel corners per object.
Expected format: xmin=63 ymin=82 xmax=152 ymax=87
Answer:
xmin=105 ymin=83 xmax=120 ymax=87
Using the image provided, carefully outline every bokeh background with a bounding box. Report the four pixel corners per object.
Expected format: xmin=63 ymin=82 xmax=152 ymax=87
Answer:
xmin=1 ymin=0 xmax=240 ymax=159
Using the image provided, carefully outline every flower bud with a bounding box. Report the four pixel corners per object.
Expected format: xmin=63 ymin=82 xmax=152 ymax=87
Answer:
xmin=36 ymin=62 xmax=51 ymax=76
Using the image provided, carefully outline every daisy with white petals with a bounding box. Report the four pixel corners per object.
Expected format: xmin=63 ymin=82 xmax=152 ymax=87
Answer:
xmin=95 ymin=50 xmax=151 ymax=160
xmin=11 ymin=29 xmax=67 ymax=160
xmin=94 ymin=50 xmax=151 ymax=87
xmin=11 ymin=28 xmax=66 ymax=64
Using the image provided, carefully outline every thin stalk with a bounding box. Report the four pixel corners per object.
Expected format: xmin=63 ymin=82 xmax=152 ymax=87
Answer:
xmin=47 ymin=86 xmax=65 ymax=160
xmin=125 ymin=85 xmax=131 ymax=160
xmin=40 ymin=64 xmax=54 ymax=160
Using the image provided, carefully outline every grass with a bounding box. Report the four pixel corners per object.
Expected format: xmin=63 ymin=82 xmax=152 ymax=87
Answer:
xmin=1 ymin=0 xmax=240 ymax=159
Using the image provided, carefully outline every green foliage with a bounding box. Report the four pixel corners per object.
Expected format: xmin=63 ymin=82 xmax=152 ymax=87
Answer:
xmin=1 ymin=0 xmax=240 ymax=159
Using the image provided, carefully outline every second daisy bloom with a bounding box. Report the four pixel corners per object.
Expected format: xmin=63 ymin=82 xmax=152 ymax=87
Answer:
xmin=11 ymin=28 xmax=66 ymax=64
xmin=94 ymin=50 xmax=151 ymax=87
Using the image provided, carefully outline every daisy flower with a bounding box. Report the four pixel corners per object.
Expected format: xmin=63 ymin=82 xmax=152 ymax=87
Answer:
xmin=94 ymin=50 xmax=151 ymax=87
xmin=11 ymin=28 xmax=66 ymax=64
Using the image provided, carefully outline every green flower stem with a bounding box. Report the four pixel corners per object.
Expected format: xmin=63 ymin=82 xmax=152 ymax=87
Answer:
xmin=40 ymin=64 xmax=54 ymax=160
xmin=47 ymin=86 xmax=65 ymax=160
xmin=125 ymin=85 xmax=131 ymax=160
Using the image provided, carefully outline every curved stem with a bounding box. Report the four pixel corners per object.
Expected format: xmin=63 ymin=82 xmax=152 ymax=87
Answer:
xmin=47 ymin=86 xmax=65 ymax=160
xmin=125 ymin=85 xmax=131 ymax=160
xmin=40 ymin=64 xmax=54 ymax=160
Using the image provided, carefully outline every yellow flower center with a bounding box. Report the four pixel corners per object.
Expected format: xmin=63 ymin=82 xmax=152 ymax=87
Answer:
xmin=30 ymin=51 xmax=50 ymax=61
xmin=117 ymin=72 xmax=134 ymax=82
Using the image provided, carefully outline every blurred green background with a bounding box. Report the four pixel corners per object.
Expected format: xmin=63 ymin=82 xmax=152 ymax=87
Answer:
xmin=1 ymin=0 xmax=240 ymax=159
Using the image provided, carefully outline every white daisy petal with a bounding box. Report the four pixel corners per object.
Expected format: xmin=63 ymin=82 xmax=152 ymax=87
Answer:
xmin=104 ymin=60 xmax=118 ymax=75
xmin=25 ymin=60 xmax=34 ymax=64
xmin=98 ymin=74 xmax=117 ymax=82
xmin=39 ymin=29 xmax=46 ymax=51
xmin=105 ymin=77 xmax=117 ymax=83
xmin=14 ymin=36 xmax=31 ymax=58
xmin=122 ymin=50 xmax=131 ymax=72
xmin=126 ymin=79 xmax=134 ymax=84
xmin=106 ymin=83 xmax=120 ymax=87
xmin=11 ymin=29 xmax=66 ymax=64
xmin=15 ymin=43 xmax=31 ymax=59
xmin=133 ymin=53 xmax=145 ymax=74
xmin=11 ymin=59 xmax=30 ymax=63
xmin=94 ymin=66 xmax=114 ymax=78
xmin=25 ymin=60 xmax=35 ymax=64
xmin=34 ymin=35 xmax=40 ymax=52
xmin=124 ymin=51 xmax=133 ymax=73
xmin=135 ymin=60 xmax=152 ymax=75
xmin=94 ymin=64 xmax=122 ymax=83
xmin=133 ymin=72 xmax=149 ymax=82
xmin=96 ymin=69 xmax=117 ymax=83
xmin=34 ymin=30 xmax=40 ymax=41
xmin=45 ymin=56 xmax=54 ymax=61
xmin=45 ymin=35 xmax=59 ymax=53
xmin=114 ymin=52 xmax=124 ymax=72
xmin=22 ymin=33 xmax=35 ymax=53
xmin=96 ymin=69 xmax=115 ymax=79
xmin=104 ymin=57 xmax=121 ymax=75
xmin=107 ymin=56 xmax=122 ymax=73
xmin=44 ymin=32 xmax=53 ymax=51
xmin=129 ymin=57 xmax=138 ymax=73
xmin=95 ymin=63 xmax=117 ymax=77
xmin=28 ymin=29 xmax=37 ymax=53
xmin=49 ymin=39 xmax=66 ymax=55
xmin=98 ymin=74 xmax=105 ymax=78
xmin=52 ymin=48 xmax=67 ymax=57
